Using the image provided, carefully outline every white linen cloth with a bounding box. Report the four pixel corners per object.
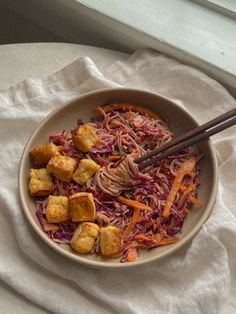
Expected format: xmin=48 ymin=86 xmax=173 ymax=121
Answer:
xmin=0 ymin=49 xmax=236 ymax=314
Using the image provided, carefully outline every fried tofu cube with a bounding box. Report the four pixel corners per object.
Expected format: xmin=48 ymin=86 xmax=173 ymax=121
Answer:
xmin=46 ymin=195 xmax=69 ymax=223
xmin=29 ymin=168 xmax=54 ymax=197
xmin=72 ymin=159 xmax=100 ymax=186
xmin=69 ymin=192 xmax=96 ymax=222
xmin=30 ymin=143 xmax=60 ymax=166
xmin=100 ymin=226 xmax=123 ymax=257
xmin=47 ymin=155 xmax=77 ymax=182
xmin=71 ymin=222 xmax=100 ymax=253
xmin=73 ymin=124 xmax=98 ymax=152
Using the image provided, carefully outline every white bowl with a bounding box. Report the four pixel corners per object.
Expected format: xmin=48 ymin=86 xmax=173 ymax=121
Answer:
xmin=19 ymin=88 xmax=218 ymax=268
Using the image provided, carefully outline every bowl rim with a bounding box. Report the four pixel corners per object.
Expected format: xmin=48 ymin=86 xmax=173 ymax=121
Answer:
xmin=18 ymin=87 xmax=219 ymax=269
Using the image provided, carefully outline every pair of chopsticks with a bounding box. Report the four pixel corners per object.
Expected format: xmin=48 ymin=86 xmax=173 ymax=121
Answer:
xmin=135 ymin=107 xmax=236 ymax=170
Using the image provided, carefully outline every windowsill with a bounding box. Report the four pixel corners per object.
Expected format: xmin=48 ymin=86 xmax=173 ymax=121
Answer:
xmin=78 ymin=0 xmax=236 ymax=89
xmin=1 ymin=0 xmax=236 ymax=91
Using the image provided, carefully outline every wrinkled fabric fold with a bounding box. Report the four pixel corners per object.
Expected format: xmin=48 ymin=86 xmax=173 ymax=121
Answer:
xmin=0 ymin=49 xmax=235 ymax=314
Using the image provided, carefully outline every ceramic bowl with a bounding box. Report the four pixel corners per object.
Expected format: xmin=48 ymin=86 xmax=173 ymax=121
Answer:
xmin=19 ymin=88 xmax=218 ymax=268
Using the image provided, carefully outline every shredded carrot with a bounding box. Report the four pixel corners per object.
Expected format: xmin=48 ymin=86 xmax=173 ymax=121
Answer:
xmin=189 ymin=183 xmax=197 ymax=190
xmin=108 ymin=155 xmax=122 ymax=161
xmin=126 ymin=247 xmax=139 ymax=262
xmin=155 ymin=217 xmax=161 ymax=229
xmin=163 ymin=156 xmax=196 ymax=218
xmin=124 ymin=223 xmax=135 ymax=237
xmin=132 ymin=208 xmax=141 ymax=222
xmin=153 ymin=233 xmax=163 ymax=243
xmin=121 ymin=197 xmax=153 ymax=237
xmin=133 ymin=234 xmax=160 ymax=248
xmin=188 ymin=195 xmax=203 ymax=206
xmin=162 ymin=224 xmax=169 ymax=231
xmin=180 ymin=183 xmax=196 ymax=192
xmin=134 ymin=234 xmax=153 ymax=242
xmin=117 ymin=196 xmax=153 ymax=211
xmin=96 ymin=139 xmax=105 ymax=145
xmin=96 ymin=155 xmax=109 ymax=166
xmin=95 ymin=103 xmax=162 ymax=121
xmin=179 ymin=184 xmax=186 ymax=192
xmin=183 ymin=207 xmax=190 ymax=217
xmin=159 ymin=237 xmax=179 ymax=245
xmin=124 ymin=241 xmax=139 ymax=250
xmin=123 ymin=208 xmax=141 ymax=236
xmin=125 ymin=111 xmax=135 ymax=120
xmin=133 ymin=233 xmax=178 ymax=248
xmin=135 ymin=194 xmax=142 ymax=201
xmin=44 ymin=223 xmax=59 ymax=232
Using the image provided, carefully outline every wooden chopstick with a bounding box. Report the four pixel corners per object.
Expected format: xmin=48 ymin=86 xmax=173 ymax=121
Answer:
xmin=135 ymin=107 xmax=236 ymax=164
xmin=136 ymin=107 xmax=236 ymax=171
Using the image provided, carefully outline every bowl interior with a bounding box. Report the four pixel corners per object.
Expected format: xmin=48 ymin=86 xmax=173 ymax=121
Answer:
xmin=19 ymin=88 xmax=218 ymax=268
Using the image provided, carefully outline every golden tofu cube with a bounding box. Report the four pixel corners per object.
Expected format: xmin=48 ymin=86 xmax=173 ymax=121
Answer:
xmin=29 ymin=168 xmax=54 ymax=197
xmin=72 ymin=159 xmax=100 ymax=186
xmin=47 ymin=155 xmax=77 ymax=182
xmin=30 ymin=143 xmax=60 ymax=166
xmin=69 ymin=192 xmax=96 ymax=222
xmin=73 ymin=124 xmax=98 ymax=152
xmin=46 ymin=195 xmax=69 ymax=223
xmin=71 ymin=222 xmax=100 ymax=253
xmin=100 ymin=226 xmax=123 ymax=257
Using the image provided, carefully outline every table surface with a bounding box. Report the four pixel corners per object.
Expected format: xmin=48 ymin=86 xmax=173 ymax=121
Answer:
xmin=0 ymin=42 xmax=128 ymax=314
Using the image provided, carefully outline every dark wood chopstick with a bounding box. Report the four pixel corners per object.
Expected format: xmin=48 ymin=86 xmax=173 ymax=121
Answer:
xmin=137 ymin=107 xmax=236 ymax=171
xmin=135 ymin=107 xmax=236 ymax=164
